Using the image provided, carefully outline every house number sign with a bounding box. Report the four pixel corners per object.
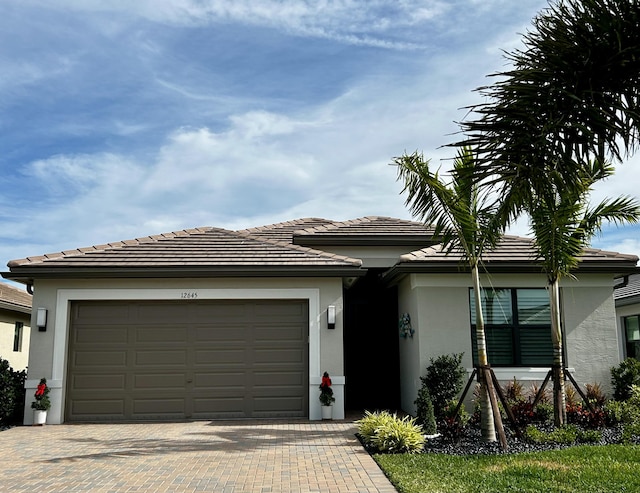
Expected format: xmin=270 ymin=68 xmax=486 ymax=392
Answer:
xmin=180 ymin=291 xmax=198 ymax=299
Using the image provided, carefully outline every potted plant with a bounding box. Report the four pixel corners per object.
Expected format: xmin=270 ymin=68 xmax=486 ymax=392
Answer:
xmin=319 ymin=371 xmax=335 ymax=419
xmin=31 ymin=378 xmax=51 ymax=425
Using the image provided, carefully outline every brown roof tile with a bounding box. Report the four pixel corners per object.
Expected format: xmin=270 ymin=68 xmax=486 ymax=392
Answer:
xmin=239 ymin=218 xmax=335 ymax=243
xmin=396 ymin=235 xmax=638 ymax=272
xmin=0 ymin=282 xmax=32 ymax=311
xmin=7 ymin=227 xmax=362 ymax=271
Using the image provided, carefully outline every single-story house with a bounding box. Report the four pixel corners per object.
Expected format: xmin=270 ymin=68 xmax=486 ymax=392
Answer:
xmin=0 ymin=282 xmax=32 ymax=371
xmin=3 ymin=216 xmax=638 ymax=425
xmin=614 ymin=273 xmax=640 ymax=361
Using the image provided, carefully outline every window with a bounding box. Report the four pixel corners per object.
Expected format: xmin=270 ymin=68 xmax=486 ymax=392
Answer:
xmin=623 ymin=315 xmax=640 ymax=360
xmin=13 ymin=322 xmax=23 ymax=352
xmin=470 ymin=288 xmax=553 ymax=367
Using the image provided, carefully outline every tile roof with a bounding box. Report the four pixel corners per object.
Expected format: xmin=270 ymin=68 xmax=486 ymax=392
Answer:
xmin=291 ymin=216 xmax=438 ymax=246
xmin=238 ymin=218 xmax=335 ymax=243
xmin=391 ymin=235 xmax=639 ymax=274
xmin=0 ymin=282 xmax=32 ymax=312
xmin=6 ymin=227 xmax=363 ymax=277
xmin=614 ymin=273 xmax=640 ymax=302
xmin=4 ymin=217 xmax=637 ymax=283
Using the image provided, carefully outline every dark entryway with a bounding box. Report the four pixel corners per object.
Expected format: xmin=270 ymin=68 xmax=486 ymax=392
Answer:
xmin=344 ymin=269 xmax=400 ymax=411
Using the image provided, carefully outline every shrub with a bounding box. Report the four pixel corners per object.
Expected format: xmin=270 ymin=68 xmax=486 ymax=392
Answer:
xmin=524 ymin=424 xmax=597 ymax=445
xmin=509 ymin=400 xmax=535 ymax=428
xmin=611 ymin=358 xmax=640 ymax=401
xmin=414 ymin=385 xmax=437 ymax=435
xmin=527 ymin=381 xmax=550 ymax=404
xmin=356 ymin=410 xmax=425 ymax=454
xmin=0 ymin=357 xmax=26 ymax=427
xmin=607 ymin=385 xmax=640 ymax=443
xmin=421 ymin=353 xmax=466 ymax=420
xmin=503 ymin=378 xmax=524 ymax=402
xmin=534 ymin=402 xmax=553 ymax=424
xmin=585 ymin=382 xmax=607 ymax=408
xmin=439 ymin=400 xmax=470 ymax=442
xmin=566 ymin=403 xmax=605 ymax=429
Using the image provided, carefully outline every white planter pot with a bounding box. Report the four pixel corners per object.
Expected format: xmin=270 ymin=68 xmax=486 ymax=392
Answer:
xmin=321 ymin=405 xmax=333 ymax=420
xmin=33 ymin=410 xmax=47 ymax=425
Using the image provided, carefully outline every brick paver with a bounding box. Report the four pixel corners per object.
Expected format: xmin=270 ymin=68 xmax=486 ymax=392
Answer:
xmin=0 ymin=420 xmax=396 ymax=492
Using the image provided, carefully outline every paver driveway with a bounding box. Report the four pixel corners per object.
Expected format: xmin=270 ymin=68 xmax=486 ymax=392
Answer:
xmin=0 ymin=419 xmax=396 ymax=492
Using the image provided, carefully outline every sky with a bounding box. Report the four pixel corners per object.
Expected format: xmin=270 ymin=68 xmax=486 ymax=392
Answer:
xmin=1 ymin=0 xmax=639 ymax=275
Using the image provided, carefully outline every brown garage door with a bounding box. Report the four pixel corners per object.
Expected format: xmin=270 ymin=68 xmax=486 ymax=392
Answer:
xmin=66 ymin=299 xmax=308 ymax=422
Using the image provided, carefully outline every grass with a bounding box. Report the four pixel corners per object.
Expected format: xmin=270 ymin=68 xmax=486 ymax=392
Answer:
xmin=374 ymin=445 xmax=640 ymax=493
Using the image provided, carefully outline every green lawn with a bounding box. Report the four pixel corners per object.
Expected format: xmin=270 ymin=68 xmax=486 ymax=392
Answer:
xmin=374 ymin=445 xmax=640 ymax=493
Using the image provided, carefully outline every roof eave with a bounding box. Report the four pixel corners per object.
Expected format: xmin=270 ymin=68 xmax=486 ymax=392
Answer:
xmin=382 ymin=260 xmax=640 ymax=285
xmin=2 ymin=265 xmax=367 ymax=284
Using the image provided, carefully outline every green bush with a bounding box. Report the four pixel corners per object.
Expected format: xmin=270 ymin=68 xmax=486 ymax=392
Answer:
xmin=0 ymin=357 xmax=26 ymax=426
xmin=525 ymin=424 xmax=602 ymax=445
xmin=606 ymin=385 xmax=640 ymax=443
xmin=611 ymin=358 xmax=640 ymax=401
xmin=414 ymin=385 xmax=437 ymax=435
xmin=421 ymin=353 xmax=466 ymax=420
xmin=356 ymin=410 xmax=425 ymax=454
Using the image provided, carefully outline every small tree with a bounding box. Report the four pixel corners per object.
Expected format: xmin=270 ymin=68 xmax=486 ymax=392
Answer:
xmin=421 ymin=353 xmax=466 ymax=421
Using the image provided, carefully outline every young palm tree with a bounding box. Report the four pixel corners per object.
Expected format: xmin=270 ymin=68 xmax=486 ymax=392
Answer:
xmin=526 ymin=160 xmax=640 ymax=425
xmin=394 ymin=146 xmax=505 ymax=443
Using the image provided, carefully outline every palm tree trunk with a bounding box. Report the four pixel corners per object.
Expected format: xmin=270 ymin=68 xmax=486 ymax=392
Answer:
xmin=549 ymin=279 xmax=566 ymax=426
xmin=472 ymin=265 xmax=496 ymax=442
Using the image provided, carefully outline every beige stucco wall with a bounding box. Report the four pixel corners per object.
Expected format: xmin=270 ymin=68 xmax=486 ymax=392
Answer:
xmin=0 ymin=308 xmax=31 ymax=371
xmin=25 ymin=276 xmax=345 ymax=424
xmin=398 ymin=272 xmax=620 ymax=415
xmin=563 ymin=276 xmax=620 ymax=395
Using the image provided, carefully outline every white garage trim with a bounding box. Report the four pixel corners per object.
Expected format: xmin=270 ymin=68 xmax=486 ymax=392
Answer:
xmin=49 ymin=288 xmax=325 ymax=424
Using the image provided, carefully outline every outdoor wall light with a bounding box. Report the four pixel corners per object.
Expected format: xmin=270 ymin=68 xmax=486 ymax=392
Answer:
xmin=36 ymin=308 xmax=48 ymax=332
xmin=327 ymin=305 xmax=336 ymax=330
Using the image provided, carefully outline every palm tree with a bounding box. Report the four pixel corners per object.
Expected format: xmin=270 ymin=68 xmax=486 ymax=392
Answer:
xmin=454 ymin=0 xmax=640 ymax=197
xmin=525 ymin=160 xmax=640 ymax=425
xmin=394 ymin=146 xmax=505 ymax=443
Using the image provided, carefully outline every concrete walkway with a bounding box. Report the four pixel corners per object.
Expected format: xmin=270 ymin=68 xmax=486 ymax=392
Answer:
xmin=0 ymin=420 xmax=397 ymax=492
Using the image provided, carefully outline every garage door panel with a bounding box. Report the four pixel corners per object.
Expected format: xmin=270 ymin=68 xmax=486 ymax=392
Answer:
xmin=253 ymin=396 xmax=305 ymax=413
xmin=136 ymin=327 xmax=188 ymax=343
xmin=191 ymin=303 xmax=248 ymax=320
xmin=134 ymin=373 xmax=186 ymax=390
xmin=254 ymin=325 xmax=304 ymax=342
xmin=67 ymin=299 xmax=308 ymax=422
xmin=135 ymin=350 xmax=187 ymax=366
xmin=194 ymin=327 xmax=248 ymax=342
xmin=74 ymin=303 xmax=131 ymax=322
xmin=133 ymin=398 xmax=185 ymax=414
xmin=73 ymin=326 xmax=129 ymax=344
xmin=195 ymin=349 xmax=247 ymax=364
xmin=71 ymin=399 xmax=125 ymax=416
xmin=254 ymin=371 xmax=304 ymax=387
xmin=193 ymin=372 xmax=245 ymax=388
xmin=254 ymin=348 xmax=304 ymax=364
xmin=72 ymin=374 xmax=127 ymax=390
xmin=74 ymin=350 xmax=127 ymax=367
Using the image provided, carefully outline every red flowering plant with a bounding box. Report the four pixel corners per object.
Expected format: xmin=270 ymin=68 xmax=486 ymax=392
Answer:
xmin=319 ymin=371 xmax=335 ymax=406
xmin=31 ymin=378 xmax=51 ymax=411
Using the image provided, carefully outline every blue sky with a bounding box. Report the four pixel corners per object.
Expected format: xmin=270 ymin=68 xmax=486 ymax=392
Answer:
xmin=1 ymin=0 xmax=639 ymax=270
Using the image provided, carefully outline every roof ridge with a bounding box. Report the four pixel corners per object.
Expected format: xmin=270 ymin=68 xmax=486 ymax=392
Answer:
xmin=239 ymin=218 xmax=331 ymax=235
xmin=233 ymin=230 xmax=363 ymax=266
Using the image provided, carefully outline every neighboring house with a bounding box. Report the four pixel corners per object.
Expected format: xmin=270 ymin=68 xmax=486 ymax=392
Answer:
xmin=2 ymin=216 xmax=637 ymax=425
xmin=0 ymin=282 xmax=32 ymax=371
xmin=614 ymin=273 xmax=640 ymax=361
